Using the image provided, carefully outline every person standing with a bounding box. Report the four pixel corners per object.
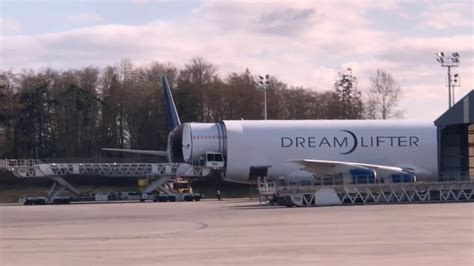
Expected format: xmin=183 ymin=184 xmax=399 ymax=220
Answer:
xmin=216 ymin=189 xmax=221 ymax=201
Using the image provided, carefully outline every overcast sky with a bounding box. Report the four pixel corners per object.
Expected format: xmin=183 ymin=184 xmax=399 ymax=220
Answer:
xmin=1 ymin=0 xmax=473 ymax=120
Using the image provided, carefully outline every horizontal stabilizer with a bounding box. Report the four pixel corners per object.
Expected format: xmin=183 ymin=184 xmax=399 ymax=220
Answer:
xmin=102 ymin=148 xmax=168 ymax=157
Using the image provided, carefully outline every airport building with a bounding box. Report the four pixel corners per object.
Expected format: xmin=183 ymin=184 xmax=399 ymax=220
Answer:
xmin=435 ymin=90 xmax=474 ymax=179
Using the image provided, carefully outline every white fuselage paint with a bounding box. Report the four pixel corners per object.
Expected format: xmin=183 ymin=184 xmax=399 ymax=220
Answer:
xmin=180 ymin=120 xmax=438 ymax=184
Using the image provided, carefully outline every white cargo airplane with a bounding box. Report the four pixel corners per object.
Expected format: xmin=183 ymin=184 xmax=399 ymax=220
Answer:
xmin=104 ymin=76 xmax=437 ymax=184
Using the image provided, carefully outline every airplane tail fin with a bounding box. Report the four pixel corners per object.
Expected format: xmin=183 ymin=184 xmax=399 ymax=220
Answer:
xmin=161 ymin=76 xmax=181 ymax=130
xmin=100 ymin=76 xmax=179 ymax=158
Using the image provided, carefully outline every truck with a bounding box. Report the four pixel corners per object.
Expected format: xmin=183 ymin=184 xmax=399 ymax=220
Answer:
xmin=138 ymin=176 xmax=202 ymax=202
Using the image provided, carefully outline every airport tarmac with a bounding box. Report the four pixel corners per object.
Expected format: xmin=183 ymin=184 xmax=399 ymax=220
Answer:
xmin=0 ymin=200 xmax=473 ymax=266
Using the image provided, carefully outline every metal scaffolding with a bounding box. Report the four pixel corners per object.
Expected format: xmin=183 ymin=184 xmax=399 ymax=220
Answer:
xmin=0 ymin=159 xmax=213 ymax=204
xmin=258 ymin=178 xmax=474 ymax=207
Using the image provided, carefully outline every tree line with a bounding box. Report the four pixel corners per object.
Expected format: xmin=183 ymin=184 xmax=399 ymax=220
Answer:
xmin=0 ymin=57 xmax=403 ymax=159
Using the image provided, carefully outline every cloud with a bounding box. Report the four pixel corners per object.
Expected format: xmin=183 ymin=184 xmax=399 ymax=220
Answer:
xmin=68 ymin=13 xmax=103 ymax=24
xmin=425 ymin=11 xmax=473 ymax=30
xmin=256 ymin=8 xmax=316 ymax=36
xmin=0 ymin=1 xmax=473 ymax=120
xmin=0 ymin=18 xmax=20 ymax=35
xmin=421 ymin=1 xmax=473 ymax=30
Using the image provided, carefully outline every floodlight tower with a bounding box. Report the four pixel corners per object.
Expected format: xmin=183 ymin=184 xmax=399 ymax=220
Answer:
xmin=258 ymin=74 xmax=270 ymax=120
xmin=436 ymin=52 xmax=460 ymax=108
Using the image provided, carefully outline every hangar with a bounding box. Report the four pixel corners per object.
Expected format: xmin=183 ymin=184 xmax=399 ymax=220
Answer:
xmin=435 ymin=90 xmax=474 ymax=180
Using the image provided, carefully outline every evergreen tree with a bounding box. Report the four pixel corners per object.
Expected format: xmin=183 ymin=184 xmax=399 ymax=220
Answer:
xmin=330 ymin=68 xmax=364 ymax=119
xmin=14 ymin=86 xmax=56 ymax=158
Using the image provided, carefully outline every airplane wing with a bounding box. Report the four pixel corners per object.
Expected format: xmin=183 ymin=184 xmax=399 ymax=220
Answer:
xmin=102 ymin=148 xmax=168 ymax=157
xmin=288 ymin=159 xmax=414 ymax=177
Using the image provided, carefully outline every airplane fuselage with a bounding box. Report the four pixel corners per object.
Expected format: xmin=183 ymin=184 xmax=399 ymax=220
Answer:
xmin=170 ymin=120 xmax=438 ymax=183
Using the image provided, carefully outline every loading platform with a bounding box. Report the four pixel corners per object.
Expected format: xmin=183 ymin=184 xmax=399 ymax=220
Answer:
xmin=258 ymin=177 xmax=474 ymax=207
xmin=1 ymin=159 xmax=209 ymax=178
xmin=0 ymin=159 xmax=214 ymax=204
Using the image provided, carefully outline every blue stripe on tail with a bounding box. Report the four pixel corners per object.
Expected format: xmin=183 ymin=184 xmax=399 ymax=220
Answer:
xmin=161 ymin=76 xmax=181 ymax=130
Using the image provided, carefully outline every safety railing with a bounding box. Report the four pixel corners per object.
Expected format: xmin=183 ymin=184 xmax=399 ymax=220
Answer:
xmin=0 ymin=159 xmax=43 ymax=169
xmin=438 ymin=171 xmax=471 ymax=181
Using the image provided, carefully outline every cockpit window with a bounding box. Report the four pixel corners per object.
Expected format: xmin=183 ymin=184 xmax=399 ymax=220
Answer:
xmin=206 ymin=153 xmax=224 ymax=162
xmin=207 ymin=153 xmax=214 ymax=161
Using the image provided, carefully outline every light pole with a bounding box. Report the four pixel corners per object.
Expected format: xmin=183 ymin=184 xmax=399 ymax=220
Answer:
xmin=258 ymin=74 xmax=270 ymax=120
xmin=436 ymin=52 xmax=460 ymax=108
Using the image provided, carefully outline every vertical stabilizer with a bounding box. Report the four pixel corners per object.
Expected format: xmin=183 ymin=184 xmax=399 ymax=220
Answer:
xmin=161 ymin=76 xmax=181 ymax=130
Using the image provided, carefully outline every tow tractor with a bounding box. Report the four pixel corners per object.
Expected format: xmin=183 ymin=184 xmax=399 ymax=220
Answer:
xmin=138 ymin=176 xmax=201 ymax=202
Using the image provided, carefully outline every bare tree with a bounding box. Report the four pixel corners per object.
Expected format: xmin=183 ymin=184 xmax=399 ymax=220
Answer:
xmin=176 ymin=57 xmax=220 ymax=122
xmin=367 ymin=69 xmax=404 ymax=119
xmin=1 ymin=57 xmax=359 ymax=159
